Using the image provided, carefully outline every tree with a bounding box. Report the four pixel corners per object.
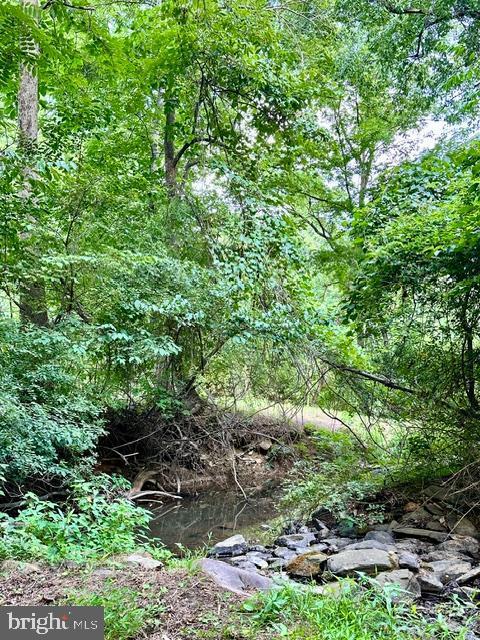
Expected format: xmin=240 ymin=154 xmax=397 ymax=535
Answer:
xmin=17 ymin=0 xmax=48 ymax=326
xmin=348 ymin=140 xmax=480 ymax=462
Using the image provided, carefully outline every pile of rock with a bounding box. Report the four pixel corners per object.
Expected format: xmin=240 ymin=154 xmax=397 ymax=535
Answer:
xmin=206 ymin=512 xmax=480 ymax=602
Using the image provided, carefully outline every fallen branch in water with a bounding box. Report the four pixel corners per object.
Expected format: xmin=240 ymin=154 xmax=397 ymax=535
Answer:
xmin=128 ymin=489 xmax=182 ymax=501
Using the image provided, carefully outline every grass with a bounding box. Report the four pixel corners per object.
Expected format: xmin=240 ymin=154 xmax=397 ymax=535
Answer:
xmin=64 ymin=584 xmax=165 ymax=640
xmin=240 ymin=581 xmax=475 ymax=640
xmin=162 ymin=543 xmax=204 ymax=573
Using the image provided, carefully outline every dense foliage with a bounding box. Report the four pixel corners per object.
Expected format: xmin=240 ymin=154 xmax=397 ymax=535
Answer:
xmin=0 ymin=0 xmax=479 ymax=496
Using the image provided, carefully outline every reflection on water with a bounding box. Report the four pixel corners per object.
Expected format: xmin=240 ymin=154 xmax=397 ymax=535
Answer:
xmin=148 ymin=483 xmax=280 ymax=550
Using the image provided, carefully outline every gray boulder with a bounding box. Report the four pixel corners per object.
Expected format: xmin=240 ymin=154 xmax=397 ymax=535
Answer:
xmin=200 ymin=558 xmax=272 ymax=597
xmin=327 ymin=548 xmax=396 ymax=576
xmin=322 ymin=537 xmax=356 ymax=551
xmin=268 ymin=558 xmax=287 ymax=569
xmin=392 ymin=526 xmax=448 ymax=542
xmin=394 ymin=538 xmax=433 ymax=554
xmin=275 ymin=533 xmax=316 ymax=549
xmin=398 ymin=551 xmax=421 ymax=571
xmin=425 ymin=559 xmax=472 ymax=583
xmin=375 ymin=569 xmax=421 ymax=602
xmin=457 ymin=565 xmax=480 ymax=585
xmin=245 ymin=553 xmax=269 ymax=570
xmin=365 ymin=530 xmax=395 ymax=545
xmin=344 ymin=540 xmax=391 ymax=552
xmin=208 ymin=534 xmax=247 ymax=558
xmin=438 ymin=535 xmax=479 ymax=557
xmin=273 ymin=546 xmax=297 ymax=560
xmin=446 ymin=516 xmax=478 ymax=538
xmin=417 ymin=571 xmax=444 ymax=593
xmin=423 ymin=550 xmax=472 ymax=563
xmin=248 ymin=544 xmax=268 ymax=553
xmin=226 ymin=557 xmax=259 ymax=572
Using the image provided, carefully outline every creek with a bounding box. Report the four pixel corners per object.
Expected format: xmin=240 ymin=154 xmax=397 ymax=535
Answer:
xmin=148 ymin=482 xmax=281 ymax=550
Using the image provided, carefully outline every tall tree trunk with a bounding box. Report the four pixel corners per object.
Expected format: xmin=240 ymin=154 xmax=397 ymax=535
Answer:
xmin=18 ymin=0 xmax=48 ymax=327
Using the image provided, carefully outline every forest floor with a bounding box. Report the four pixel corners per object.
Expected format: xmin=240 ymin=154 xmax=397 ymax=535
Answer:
xmin=0 ymin=562 xmax=265 ymax=639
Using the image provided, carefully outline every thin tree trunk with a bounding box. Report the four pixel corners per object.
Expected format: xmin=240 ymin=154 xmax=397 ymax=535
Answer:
xmin=18 ymin=0 xmax=48 ymax=326
xmin=164 ymin=95 xmax=177 ymax=197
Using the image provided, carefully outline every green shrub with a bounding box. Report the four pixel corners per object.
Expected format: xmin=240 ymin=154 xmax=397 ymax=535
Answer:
xmin=64 ymin=586 xmax=164 ymax=640
xmin=282 ymin=429 xmax=386 ymax=529
xmin=0 ymin=477 xmax=155 ymax=563
xmin=0 ymin=319 xmax=103 ymax=489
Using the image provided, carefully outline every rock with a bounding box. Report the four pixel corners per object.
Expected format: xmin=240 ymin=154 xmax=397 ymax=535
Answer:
xmin=400 ymin=507 xmax=431 ymax=526
xmin=200 ymin=558 xmax=273 ymax=597
xmin=423 ymin=550 xmax=472 ymax=563
xmin=0 ymin=560 xmax=42 ymax=574
xmin=375 ymin=569 xmax=421 ymax=601
xmin=365 ymin=530 xmax=395 ymax=545
xmin=425 ymin=559 xmax=472 ymax=583
xmin=92 ymin=568 xmax=115 ymax=578
xmin=446 ymin=516 xmax=478 ymax=538
xmin=246 ymin=550 xmax=270 ymax=560
xmin=309 ymin=518 xmax=330 ymax=538
xmin=322 ymin=537 xmax=355 ymax=551
xmin=422 ymin=485 xmax=453 ymax=503
xmin=208 ymin=535 xmax=247 ymax=558
xmin=404 ymin=502 xmax=420 ymax=513
xmin=438 ymin=535 xmax=479 ymax=557
xmin=398 ymin=551 xmax=421 ymax=571
xmin=457 ymin=565 xmax=480 ymax=585
xmin=394 ymin=538 xmax=433 ymax=554
xmin=455 ymin=585 xmax=480 ymax=600
xmin=256 ymin=438 xmax=272 ymax=453
xmin=273 ymin=547 xmax=297 ymax=561
xmin=308 ymin=543 xmax=329 ymax=553
xmin=418 ymin=570 xmax=444 ymax=593
xmin=268 ymin=558 xmax=287 ymax=569
xmin=123 ymin=553 xmax=163 ymax=570
xmin=392 ymin=526 xmax=448 ymax=542
xmin=275 ymin=533 xmax=316 ymax=550
xmin=343 ymin=540 xmax=391 ymax=552
xmin=248 ymin=544 xmax=268 ymax=553
xmin=282 ymin=521 xmax=302 ymax=535
xmin=245 ymin=553 xmax=269 ymax=570
xmin=227 ymin=558 xmax=259 ymax=572
xmin=326 ymin=549 xmax=396 ymax=577
xmin=400 ymin=508 xmax=447 ymax=532
xmin=316 ymin=579 xmax=355 ymax=599
xmin=424 ymin=502 xmax=444 ymax=516
xmin=286 ymin=551 xmax=328 ymax=578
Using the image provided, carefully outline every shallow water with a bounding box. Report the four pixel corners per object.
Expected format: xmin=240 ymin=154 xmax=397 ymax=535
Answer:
xmin=148 ymin=483 xmax=280 ymax=550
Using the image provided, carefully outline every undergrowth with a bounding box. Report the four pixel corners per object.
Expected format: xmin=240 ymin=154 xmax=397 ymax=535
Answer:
xmin=0 ymin=475 xmax=172 ymax=564
xmin=64 ymin=585 xmax=165 ymax=640
xmin=282 ymin=428 xmax=387 ymax=530
xmin=242 ymin=581 xmax=475 ymax=640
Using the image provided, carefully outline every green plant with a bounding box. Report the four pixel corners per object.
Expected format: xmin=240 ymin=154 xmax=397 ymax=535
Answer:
xmin=282 ymin=429 xmax=386 ymax=529
xmin=0 ymin=477 xmax=152 ymax=563
xmin=0 ymin=320 xmax=103 ymax=489
xmin=164 ymin=543 xmax=204 ymax=573
xmin=64 ymin=585 xmax=164 ymax=640
xmin=243 ymin=581 xmax=473 ymax=639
